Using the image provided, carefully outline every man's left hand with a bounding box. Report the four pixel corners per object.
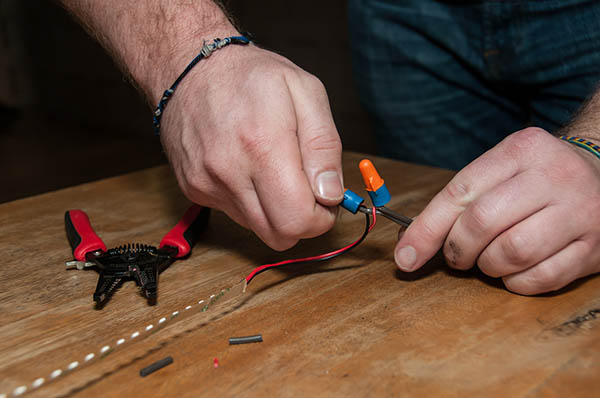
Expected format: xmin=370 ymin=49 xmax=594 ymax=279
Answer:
xmin=394 ymin=127 xmax=600 ymax=295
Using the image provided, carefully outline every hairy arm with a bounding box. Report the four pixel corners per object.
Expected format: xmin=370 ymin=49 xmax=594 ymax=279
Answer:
xmin=560 ymin=88 xmax=600 ymax=144
xmin=58 ymin=0 xmax=237 ymax=103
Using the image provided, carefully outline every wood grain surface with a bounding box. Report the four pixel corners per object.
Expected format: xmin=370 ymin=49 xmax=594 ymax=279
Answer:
xmin=1 ymin=152 xmax=599 ymax=397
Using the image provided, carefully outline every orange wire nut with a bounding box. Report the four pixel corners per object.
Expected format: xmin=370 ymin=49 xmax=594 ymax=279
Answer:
xmin=359 ymin=159 xmax=391 ymax=207
xmin=359 ymin=159 xmax=385 ymax=192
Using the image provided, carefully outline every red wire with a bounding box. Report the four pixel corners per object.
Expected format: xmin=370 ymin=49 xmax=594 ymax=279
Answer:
xmin=245 ymin=207 xmax=377 ymax=284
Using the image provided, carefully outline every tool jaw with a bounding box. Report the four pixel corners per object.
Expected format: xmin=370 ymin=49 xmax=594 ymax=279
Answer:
xmin=87 ymin=244 xmax=175 ymax=304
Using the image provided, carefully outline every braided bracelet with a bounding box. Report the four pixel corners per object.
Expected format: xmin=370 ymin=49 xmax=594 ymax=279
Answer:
xmin=152 ymin=35 xmax=252 ymax=135
xmin=560 ymin=135 xmax=600 ymax=161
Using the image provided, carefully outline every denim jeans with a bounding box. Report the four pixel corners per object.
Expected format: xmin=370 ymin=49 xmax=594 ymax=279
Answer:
xmin=348 ymin=0 xmax=600 ymax=169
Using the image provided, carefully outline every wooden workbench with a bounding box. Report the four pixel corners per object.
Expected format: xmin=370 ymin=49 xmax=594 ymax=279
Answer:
xmin=1 ymin=152 xmax=599 ymax=397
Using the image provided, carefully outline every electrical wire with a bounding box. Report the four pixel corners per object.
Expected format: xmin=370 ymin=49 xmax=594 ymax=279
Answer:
xmin=245 ymin=207 xmax=377 ymax=285
xmin=357 ymin=205 xmax=413 ymax=227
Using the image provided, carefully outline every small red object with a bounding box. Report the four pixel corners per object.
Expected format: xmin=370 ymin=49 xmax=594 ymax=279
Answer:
xmin=213 ymin=357 xmax=219 ymax=368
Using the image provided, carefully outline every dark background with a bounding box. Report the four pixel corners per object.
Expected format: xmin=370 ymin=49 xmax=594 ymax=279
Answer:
xmin=0 ymin=0 xmax=375 ymax=203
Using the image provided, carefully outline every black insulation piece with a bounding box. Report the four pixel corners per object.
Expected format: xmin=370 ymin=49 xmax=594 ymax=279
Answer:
xmin=140 ymin=356 xmax=173 ymax=377
xmin=229 ymin=334 xmax=263 ymax=345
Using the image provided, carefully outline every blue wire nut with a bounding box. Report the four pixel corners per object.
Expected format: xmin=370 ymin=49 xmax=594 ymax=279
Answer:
xmin=366 ymin=185 xmax=391 ymax=207
xmin=341 ymin=189 xmax=365 ymax=214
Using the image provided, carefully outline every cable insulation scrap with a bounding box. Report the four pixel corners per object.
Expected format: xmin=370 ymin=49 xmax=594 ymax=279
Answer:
xmin=245 ymin=208 xmax=376 ymax=284
xmin=229 ymin=335 xmax=263 ymax=345
xmin=139 ymin=356 xmax=173 ymax=377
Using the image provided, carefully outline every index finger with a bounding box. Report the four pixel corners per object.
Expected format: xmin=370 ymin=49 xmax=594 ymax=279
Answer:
xmin=394 ymin=131 xmax=536 ymax=271
xmin=288 ymin=72 xmax=344 ymax=207
xmin=243 ymin=81 xmax=338 ymax=249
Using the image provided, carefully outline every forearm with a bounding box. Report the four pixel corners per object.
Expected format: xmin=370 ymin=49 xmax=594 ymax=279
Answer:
xmin=58 ymin=0 xmax=239 ymax=103
xmin=561 ymin=86 xmax=600 ymax=142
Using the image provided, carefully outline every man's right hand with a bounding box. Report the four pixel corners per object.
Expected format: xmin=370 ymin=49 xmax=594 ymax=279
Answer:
xmin=58 ymin=0 xmax=344 ymax=250
xmin=159 ymin=44 xmax=344 ymax=250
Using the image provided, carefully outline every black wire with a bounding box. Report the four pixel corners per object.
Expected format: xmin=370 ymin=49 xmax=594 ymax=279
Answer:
xmin=246 ymin=212 xmax=372 ymax=283
xmin=357 ymin=205 xmax=412 ymax=227
xmin=310 ymin=212 xmax=371 ymax=262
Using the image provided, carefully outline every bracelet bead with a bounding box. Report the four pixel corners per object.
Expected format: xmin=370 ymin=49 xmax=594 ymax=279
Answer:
xmin=152 ymin=35 xmax=252 ymax=136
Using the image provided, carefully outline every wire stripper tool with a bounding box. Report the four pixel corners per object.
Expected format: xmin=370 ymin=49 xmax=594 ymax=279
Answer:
xmin=64 ymin=205 xmax=210 ymax=306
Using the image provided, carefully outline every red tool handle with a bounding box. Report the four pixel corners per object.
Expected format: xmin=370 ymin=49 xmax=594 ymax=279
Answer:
xmin=159 ymin=205 xmax=211 ymax=258
xmin=64 ymin=210 xmax=107 ymax=261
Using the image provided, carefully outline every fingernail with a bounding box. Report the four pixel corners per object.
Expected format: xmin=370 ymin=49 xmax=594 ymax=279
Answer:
xmin=395 ymin=245 xmax=417 ymax=271
xmin=315 ymin=171 xmax=343 ymax=201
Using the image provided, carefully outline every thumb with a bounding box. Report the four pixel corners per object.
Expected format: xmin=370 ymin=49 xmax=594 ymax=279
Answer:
xmin=290 ymin=74 xmax=344 ymax=206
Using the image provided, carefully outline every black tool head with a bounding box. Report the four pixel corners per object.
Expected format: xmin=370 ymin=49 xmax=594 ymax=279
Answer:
xmin=90 ymin=243 xmax=173 ymax=305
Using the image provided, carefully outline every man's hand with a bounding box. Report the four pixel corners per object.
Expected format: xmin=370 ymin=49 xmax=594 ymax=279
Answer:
xmin=395 ymin=127 xmax=600 ymax=294
xmin=58 ymin=0 xmax=344 ymax=250
xmin=160 ymin=45 xmax=343 ymax=250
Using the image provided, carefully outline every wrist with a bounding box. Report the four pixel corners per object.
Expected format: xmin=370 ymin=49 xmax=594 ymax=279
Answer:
xmin=558 ymin=134 xmax=600 ymax=170
xmin=138 ymin=22 xmax=241 ymax=104
xmin=152 ymin=35 xmax=253 ymax=135
xmin=157 ymin=42 xmax=271 ymax=139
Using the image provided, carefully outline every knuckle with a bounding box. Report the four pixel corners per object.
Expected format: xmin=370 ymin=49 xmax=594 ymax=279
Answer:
xmin=181 ymin=166 xmax=205 ymax=194
xmin=238 ymin=129 xmax=273 ymax=163
xmin=512 ymin=127 xmax=548 ymax=147
xmin=304 ymin=130 xmax=342 ymax=153
xmin=179 ymin=176 xmax=214 ymax=208
xmin=502 ymin=277 xmax=530 ymax=295
xmin=477 ymin=250 xmax=503 ymax=277
xmin=528 ymin=265 xmax=562 ymax=293
xmin=266 ymin=236 xmax=298 ymax=252
xmin=183 ymin=152 xmax=234 ymax=208
xmin=463 ymin=201 xmax=494 ymax=234
xmin=503 ymin=127 xmax=549 ymax=158
xmin=179 ymin=182 xmax=198 ymax=204
xmin=304 ymin=73 xmax=327 ymax=93
xmin=273 ymin=205 xmax=334 ymax=241
xmin=247 ymin=210 xmax=301 ymax=252
xmin=443 ymin=179 xmax=473 ymax=207
xmin=418 ymin=219 xmax=439 ymax=243
xmin=274 ymin=213 xmax=311 ymax=240
xmin=501 ymin=231 xmax=533 ymax=265
xmin=314 ymin=215 xmax=336 ymax=238
xmin=201 ymin=152 xmax=228 ymax=184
